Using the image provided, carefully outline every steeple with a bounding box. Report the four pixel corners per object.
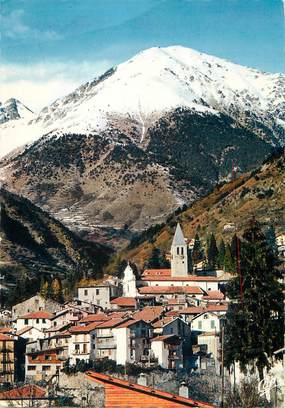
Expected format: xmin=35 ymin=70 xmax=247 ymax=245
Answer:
xmin=171 ymin=223 xmax=188 ymax=277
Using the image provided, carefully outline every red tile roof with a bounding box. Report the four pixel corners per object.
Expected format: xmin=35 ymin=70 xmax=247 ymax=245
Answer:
xmin=96 ymin=318 xmax=130 ymax=329
xmin=0 ymin=333 xmax=14 ymax=341
xmin=165 ymin=310 xmax=182 ymax=317
xmin=0 ymin=385 xmax=46 ymax=400
xmin=115 ymin=319 xmax=144 ymax=329
xmin=138 ymin=286 xmax=203 ymax=295
xmin=69 ymin=321 xmax=102 ymax=333
xmin=0 ymin=327 xmax=13 ymax=334
xmin=142 ymin=275 xmax=221 ymax=282
xmin=16 ymin=326 xmax=34 ymax=336
xmin=133 ymin=306 xmax=164 ymax=323
xmin=79 ymin=314 xmax=110 ymax=323
xmin=151 ymin=334 xmax=179 ymax=342
xmin=20 ymin=311 xmax=54 ymax=319
xmin=206 ymin=304 xmax=228 ymax=312
xmin=152 ymin=317 xmax=174 ymax=328
xmin=181 ymin=304 xmax=228 ymax=314
xmin=86 ymin=371 xmax=215 ymax=408
xmin=110 ymin=297 xmax=137 ymax=307
xmin=108 ymin=311 xmax=130 ymax=319
xmin=180 ymin=307 xmax=205 ymax=314
xmin=202 ymin=290 xmax=225 ymax=300
xmin=142 ymin=269 xmax=171 ymax=277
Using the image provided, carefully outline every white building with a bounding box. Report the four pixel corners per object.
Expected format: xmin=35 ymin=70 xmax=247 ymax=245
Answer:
xmin=151 ymin=334 xmax=183 ymax=369
xmin=113 ymin=319 xmax=152 ymax=365
xmin=191 ymin=311 xmax=221 ymax=334
xmin=68 ymin=322 xmax=99 ymax=364
xmin=122 ymin=263 xmax=138 ymax=297
xmin=171 ymin=223 xmax=188 ymax=277
xmin=15 ymin=311 xmax=54 ymax=334
xmin=78 ymin=282 xmax=119 ymax=309
xmin=16 ymin=326 xmax=44 ymax=342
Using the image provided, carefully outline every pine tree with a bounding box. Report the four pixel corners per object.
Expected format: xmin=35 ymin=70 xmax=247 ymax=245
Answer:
xmin=224 ymin=220 xmax=283 ymax=380
xmin=218 ymin=239 xmax=226 ymax=268
xmin=224 ymin=244 xmax=235 ymax=272
xmin=187 ymin=248 xmax=193 ymax=274
xmin=192 ymin=233 xmax=204 ymax=265
xmin=51 ymin=277 xmax=64 ymax=303
xmin=207 ymin=233 xmax=219 ymax=269
xmin=146 ymin=247 xmax=164 ymax=269
xmin=265 ymin=225 xmax=277 ymax=254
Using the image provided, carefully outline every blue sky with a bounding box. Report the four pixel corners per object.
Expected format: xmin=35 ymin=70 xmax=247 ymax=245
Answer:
xmin=1 ymin=0 xmax=284 ymax=110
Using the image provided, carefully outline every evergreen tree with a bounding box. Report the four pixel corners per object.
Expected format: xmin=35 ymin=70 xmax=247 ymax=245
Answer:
xmin=187 ymin=248 xmax=193 ymax=274
xmin=224 ymin=244 xmax=235 ymax=273
xmin=224 ymin=219 xmax=283 ymax=380
xmin=218 ymin=239 xmax=226 ymax=268
xmin=51 ymin=277 xmax=64 ymax=303
xmin=231 ymin=233 xmax=238 ymax=261
xmin=265 ymin=225 xmax=277 ymax=254
xmin=192 ymin=233 xmax=204 ymax=265
xmin=207 ymin=233 xmax=219 ymax=269
xmin=146 ymin=247 xmax=164 ymax=269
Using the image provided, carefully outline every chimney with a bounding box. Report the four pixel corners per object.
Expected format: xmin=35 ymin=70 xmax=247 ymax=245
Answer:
xmin=137 ymin=373 xmax=148 ymax=387
xmin=179 ymin=381 xmax=189 ymax=398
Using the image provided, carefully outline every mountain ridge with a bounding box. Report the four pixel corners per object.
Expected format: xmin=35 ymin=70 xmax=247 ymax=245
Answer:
xmin=1 ymin=46 xmax=284 ymax=246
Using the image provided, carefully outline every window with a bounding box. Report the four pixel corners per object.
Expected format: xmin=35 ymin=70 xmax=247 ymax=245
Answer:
xmin=92 ymin=334 xmax=95 ymax=340
xmin=31 ymin=355 xmax=37 ymax=361
xmin=177 ymin=247 xmax=180 ymax=255
xmin=96 ymin=289 xmax=100 ymax=295
xmin=24 ymin=319 xmax=29 ymax=325
xmin=45 ymin=355 xmax=51 ymax=361
xmin=84 ymin=289 xmax=88 ymax=296
xmin=42 ymin=366 xmax=51 ymax=371
xmin=211 ymin=320 xmax=215 ymax=329
xmin=28 ymin=366 xmax=36 ymax=371
xmin=198 ymin=321 xmax=202 ymax=330
xmin=36 ymin=319 xmax=39 ymax=324
xmin=43 ymin=319 xmax=46 ymax=323
xmin=92 ymin=344 xmax=95 ymax=349
xmin=181 ymin=247 xmax=184 ymax=255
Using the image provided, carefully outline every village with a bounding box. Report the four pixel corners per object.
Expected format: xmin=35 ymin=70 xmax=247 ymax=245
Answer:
xmin=0 ymin=223 xmax=284 ymax=407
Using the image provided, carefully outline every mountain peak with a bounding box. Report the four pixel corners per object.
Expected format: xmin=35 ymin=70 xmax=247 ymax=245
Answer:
xmin=0 ymin=98 xmax=34 ymax=125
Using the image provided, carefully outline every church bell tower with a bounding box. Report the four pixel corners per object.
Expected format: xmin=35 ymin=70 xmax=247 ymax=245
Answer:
xmin=171 ymin=223 xmax=188 ymax=277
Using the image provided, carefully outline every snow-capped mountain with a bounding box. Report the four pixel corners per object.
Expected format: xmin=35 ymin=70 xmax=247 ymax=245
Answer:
xmin=0 ymin=98 xmax=34 ymax=124
xmin=1 ymin=46 xmax=284 ymax=159
xmin=34 ymin=46 xmax=284 ymax=137
xmin=1 ymin=46 xmax=284 ymax=246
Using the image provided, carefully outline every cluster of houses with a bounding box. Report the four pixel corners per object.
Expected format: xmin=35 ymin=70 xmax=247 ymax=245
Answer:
xmin=0 ymin=224 xmax=230 ymax=387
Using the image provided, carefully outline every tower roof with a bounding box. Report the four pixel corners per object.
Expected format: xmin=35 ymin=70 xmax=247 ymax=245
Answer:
xmin=172 ymin=223 xmax=186 ymax=246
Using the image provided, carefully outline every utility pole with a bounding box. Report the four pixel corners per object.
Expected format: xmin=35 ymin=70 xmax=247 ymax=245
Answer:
xmin=221 ymin=325 xmax=225 ymax=408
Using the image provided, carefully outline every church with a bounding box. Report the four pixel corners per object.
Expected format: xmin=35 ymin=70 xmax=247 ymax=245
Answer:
xmin=122 ymin=224 xmax=228 ymax=297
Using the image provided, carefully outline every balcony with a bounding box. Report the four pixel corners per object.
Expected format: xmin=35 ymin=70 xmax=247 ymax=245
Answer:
xmin=72 ymin=349 xmax=89 ymax=355
xmin=96 ymin=340 xmax=116 ymax=349
xmin=96 ymin=333 xmax=113 ymax=338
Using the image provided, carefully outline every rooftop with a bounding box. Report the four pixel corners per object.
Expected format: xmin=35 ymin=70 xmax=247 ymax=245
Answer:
xmin=138 ymin=286 xmax=203 ymax=295
xmin=86 ymin=371 xmax=215 ymax=408
xmin=79 ymin=314 xmax=110 ymax=324
xmin=0 ymin=385 xmax=46 ymax=400
xmin=20 ymin=311 xmax=54 ymax=319
xmin=133 ymin=306 xmax=164 ymax=323
xmin=110 ymin=297 xmax=137 ymax=307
